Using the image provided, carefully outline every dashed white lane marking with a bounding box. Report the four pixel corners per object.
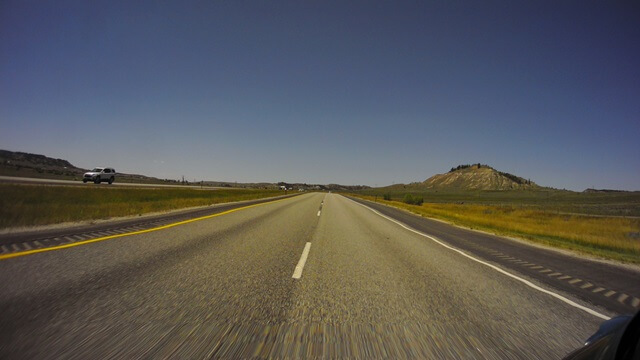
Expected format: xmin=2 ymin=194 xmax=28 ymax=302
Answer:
xmin=632 ymin=298 xmax=640 ymax=308
xmin=569 ymin=279 xmax=582 ymax=284
xmin=604 ymin=290 xmax=616 ymax=297
xmin=292 ymin=242 xmax=312 ymax=279
xmin=317 ymin=211 xmax=321 ymax=217
xmin=345 ymin=196 xmax=611 ymax=321
xmin=618 ymin=294 xmax=629 ymax=303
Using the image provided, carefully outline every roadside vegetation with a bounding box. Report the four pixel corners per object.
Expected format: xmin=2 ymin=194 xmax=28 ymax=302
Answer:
xmin=0 ymin=184 xmax=282 ymax=229
xmin=402 ymin=194 xmax=424 ymax=205
xmin=361 ymin=188 xmax=640 ymax=217
xmin=349 ymin=193 xmax=640 ymax=264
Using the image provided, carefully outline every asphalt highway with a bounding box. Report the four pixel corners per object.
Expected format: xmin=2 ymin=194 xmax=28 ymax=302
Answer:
xmin=0 ymin=193 xmax=622 ymax=358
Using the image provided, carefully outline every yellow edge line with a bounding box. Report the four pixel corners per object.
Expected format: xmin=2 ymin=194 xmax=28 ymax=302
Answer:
xmin=0 ymin=196 xmax=294 ymax=261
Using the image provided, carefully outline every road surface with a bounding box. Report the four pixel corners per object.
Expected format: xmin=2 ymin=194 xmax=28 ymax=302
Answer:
xmin=0 ymin=193 xmax=634 ymax=358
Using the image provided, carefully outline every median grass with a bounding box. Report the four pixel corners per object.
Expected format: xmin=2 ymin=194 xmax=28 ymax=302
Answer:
xmin=0 ymin=184 xmax=283 ymax=229
xmin=349 ymin=194 xmax=640 ymax=264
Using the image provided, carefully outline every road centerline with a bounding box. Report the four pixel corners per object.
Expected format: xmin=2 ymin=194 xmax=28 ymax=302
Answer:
xmin=292 ymin=242 xmax=312 ymax=279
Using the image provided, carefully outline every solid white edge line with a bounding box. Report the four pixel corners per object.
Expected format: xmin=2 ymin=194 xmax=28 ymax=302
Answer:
xmin=292 ymin=242 xmax=312 ymax=279
xmin=343 ymin=196 xmax=611 ymax=321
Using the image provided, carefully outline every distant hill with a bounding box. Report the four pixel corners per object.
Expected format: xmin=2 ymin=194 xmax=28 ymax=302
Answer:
xmin=0 ymin=149 xmax=172 ymax=183
xmin=421 ymin=164 xmax=539 ymax=191
xmin=379 ymin=164 xmax=541 ymax=192
xmin=0 ymin=149 xmax=369 ymax=190
xmin=583 ymin=188 xmax=630 ymax=193
xmin=0 ymin=149 xmax=86 ymax=178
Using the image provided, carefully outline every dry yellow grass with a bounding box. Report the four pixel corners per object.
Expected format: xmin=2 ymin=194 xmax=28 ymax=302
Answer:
xmin=351 ymin=195 xmax=640 ymax=263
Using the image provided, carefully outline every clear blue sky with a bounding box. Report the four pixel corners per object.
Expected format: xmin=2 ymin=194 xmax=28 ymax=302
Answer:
xmin=2 ymin=1 xmax=639 ymax=190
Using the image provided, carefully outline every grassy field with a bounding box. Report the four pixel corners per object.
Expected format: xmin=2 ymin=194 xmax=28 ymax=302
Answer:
xmin=358 ymin=187 xmax=640 ymax=217
xmin=0 ymin=184 xmax=283 ymax=229
xmin=348 ymin=194 xmax=640 ymax=264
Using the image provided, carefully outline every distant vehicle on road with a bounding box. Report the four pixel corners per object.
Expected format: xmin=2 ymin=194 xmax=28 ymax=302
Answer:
xmin=83 ymin=167 xmax=116 ymax=184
